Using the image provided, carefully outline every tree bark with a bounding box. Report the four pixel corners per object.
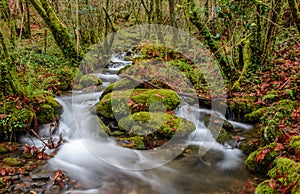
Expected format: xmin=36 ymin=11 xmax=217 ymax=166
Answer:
xmin=288 ymin=0 xmax=300 ymax=34
xmin=187 ymin=0 xmax=235 ymax=81
xmin=28 ymin=0 xmax=82 ymax=62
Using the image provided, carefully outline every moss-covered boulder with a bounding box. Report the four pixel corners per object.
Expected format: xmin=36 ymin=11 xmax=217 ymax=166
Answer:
xmin=228 ymin=97 xmax=255 ymax=121
xmin=100 ymin=78 xmax=139 ymax=99
xmin=244 ymin=107 xmax=267 ymax=123
xmin=45 ymin=96 xmax=62 ymax=118
xmin=260 ymin=100 xmax=294 ymax=146
xmin=216 ymin=128 xmax=233 ymax=144
xmin=36 ymin=104 xmax=55 ymax=124
xmin=79 ymin=74 xmax=102 ymax=88
xmin=245 ymin=142 xmax=280 ymax=173
xmin=114 ymin=112 xmax=195 ymax=149
xmin=290 ymin=136 xmax=300 ymax=153
xmin=96 ymin=89 xmax=180 ymax=119
xmin=256 ymin=158 xmax=300 ymax=193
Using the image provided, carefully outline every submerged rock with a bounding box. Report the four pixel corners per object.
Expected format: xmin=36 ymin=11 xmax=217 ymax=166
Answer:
xmin=96 ymin=89 xmax=180 ymax=119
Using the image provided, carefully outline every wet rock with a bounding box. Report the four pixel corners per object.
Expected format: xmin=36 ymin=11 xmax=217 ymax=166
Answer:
xmin=96 ymin=89 xmax=180 ymax=119
xmin=32 ymin=180 xmax=47 ymax=187
xmin=116 ymin=112 xmax=195 ymax=149
xmin=30 ymin=172 xmax=50 ymax=181
xmin=222 ymin=120 xmax=234 ymax=132
xmin=79 ymin=74 xmax=102 ymax=88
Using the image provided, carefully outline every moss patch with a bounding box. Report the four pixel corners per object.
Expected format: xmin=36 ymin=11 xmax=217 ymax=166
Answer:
xmin=245 ymin=142 xmax=280 ymax=173
xmin=96 ymin=89 xmax=180 ymax=119
xmin=257 ymin=158 xmax=300 ymax=193
xmin=79 ymin=74 xmax=102 ymax=88
xmin=115 ymin=112 xmax=195 ymax=149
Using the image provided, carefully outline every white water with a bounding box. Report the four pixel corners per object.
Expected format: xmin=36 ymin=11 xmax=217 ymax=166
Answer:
xmin=21 ymin=54 xmax=253 ymax=193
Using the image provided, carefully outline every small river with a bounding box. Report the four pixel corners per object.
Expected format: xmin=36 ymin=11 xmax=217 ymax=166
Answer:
xmin=21 ymin=54 xmax=254 ymax=194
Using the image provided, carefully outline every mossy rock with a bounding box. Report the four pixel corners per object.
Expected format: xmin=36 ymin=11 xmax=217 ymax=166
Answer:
xmin=259 ymin=100 xmax=295 ymax=146
xmin=36 ymin=104 xmax=55 ymax=124
xmin=79 ymin=74 xmax=102 ymax=88
xmin=290 ymin=136 xmax=300 ymax=153
xmin=45 ymin=96 xmax=62 ymax=117
xmin=118 ymin=136 xmax=145 ymax=149
xmin=245 ymin=142 xmax=280 ymax=173
xmin=118 ymin=112 xmax=195 ymax=139
xmin=116 ymin=112 xmax=195 ymax=149
xmin=216 ymin=128 xmax=233 ymax=144
xmin=3 ymin=158 xmax=25 ymax=166
xmin=244 ymin=107 xmax=268 ymax=123
xmin=264 ymin=158 xmax=300 ymax=193
xmin=96 ymin=89 xmax=180 ymax=119
xmin=255 ymin=180 xmax=275 ymax=194
xmin=0 ymin=145 xmax=8 ymax=153
xmin=228 ymin=98 xmax=255 ymax=121
xmin=100 ymin=78 xmax=139 ymax=99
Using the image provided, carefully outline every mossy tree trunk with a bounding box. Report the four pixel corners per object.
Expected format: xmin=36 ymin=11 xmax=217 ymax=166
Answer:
xmin=0 ymin=29 xmax=22 ymax=96
xmin=288 ymin=0 xmax=300 ymax=34
xmin=187 ymin=0 xmax=235 ymax=82
xmin=28 ymin=0 xmax=82 ymax=62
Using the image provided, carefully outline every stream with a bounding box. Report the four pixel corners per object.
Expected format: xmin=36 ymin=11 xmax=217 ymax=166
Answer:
xmin=21 ymin=54 xmax=254 ymax=193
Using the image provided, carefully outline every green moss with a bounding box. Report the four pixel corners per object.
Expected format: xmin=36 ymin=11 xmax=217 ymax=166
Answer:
xmin=245 ymin=142 xmax=280 ymax=173
xmin=118 ymin=112 xmax=195 ymax=138
xmin=79 ymin=74 xmax=102 ymax=88
xmin=98 ymin=117 xmax=111 ymax=135
xmin=216 ymin=128 xmax=232 ymax=144
xmin=96 ymin=89 xmax=180 ymax=119
xmin=0 ymin=145 xmax=8 ymax=153
xmin=267 ymin=158 xmax=300 ymax=193
xmin=229 ymin=98 xmax=254 ymax=121
xmin=244 ymin=107 xmax=268 ymax=122
xmin=37 ymin=104 xmax=55 ymax=124
xmin=290 ymin=136 xmax=300 ymax=152
xmin=74 ymin=68 xmax=83 ymax=83
xmin=3 ymin=157 xmax=24 ymax=166
xmin=259 ymin=101 xmax=295 ymax=146
xmin=45 ymin=96 xmax=62 ymax=116
xmin=262 ymin=90 xmax=278 ymax=103
xmin=255 ymin=180 xmax=275 ymax=194
xmin=118 ymin=136 xmax=145 ymax=149
xmin=100 ymin=78 xmax=137 ymax=99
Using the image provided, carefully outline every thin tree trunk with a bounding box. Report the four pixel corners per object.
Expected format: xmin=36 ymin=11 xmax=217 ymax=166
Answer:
xmin=288 ymin=0 xmax=300 ymax=34
xmin=187 ymin=0 xmax=234 ymax=81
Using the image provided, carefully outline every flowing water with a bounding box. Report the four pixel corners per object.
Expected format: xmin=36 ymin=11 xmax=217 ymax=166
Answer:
xmin=21 ymin=54 xmax=254 ymax=193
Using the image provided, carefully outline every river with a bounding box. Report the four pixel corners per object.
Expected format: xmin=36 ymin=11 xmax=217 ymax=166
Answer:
xmin=21 ymin=54 xmax=254 ymax=194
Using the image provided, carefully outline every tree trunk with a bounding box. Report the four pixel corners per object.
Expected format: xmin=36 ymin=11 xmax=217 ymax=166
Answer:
xmin=187 ymin=0 xmax=235 ymax=81
xmin=288 ymin=0 xmax=300 ymax=34
xmin=28 ymin=0 xmax=82 ymax=62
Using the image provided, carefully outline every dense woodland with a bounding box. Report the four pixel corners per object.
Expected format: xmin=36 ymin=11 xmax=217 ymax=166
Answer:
xmin=0 ymin=0 xmax=300 ymax=193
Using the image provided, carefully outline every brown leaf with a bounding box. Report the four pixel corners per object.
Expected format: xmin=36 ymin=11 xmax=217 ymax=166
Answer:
xmin=269 ymin=178 xmax=276 ymax=190
xmin=254 ymin=148 xmax=271 ymax=163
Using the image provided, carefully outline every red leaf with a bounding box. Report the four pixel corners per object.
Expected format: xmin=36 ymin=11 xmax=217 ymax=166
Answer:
xmin=0 ymin=168 xmax=7 ymax=176
xmin=254 ymin=148 xmax=271 ymax=163
xmin=269 ymin=178 xmax=276 ymax=190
